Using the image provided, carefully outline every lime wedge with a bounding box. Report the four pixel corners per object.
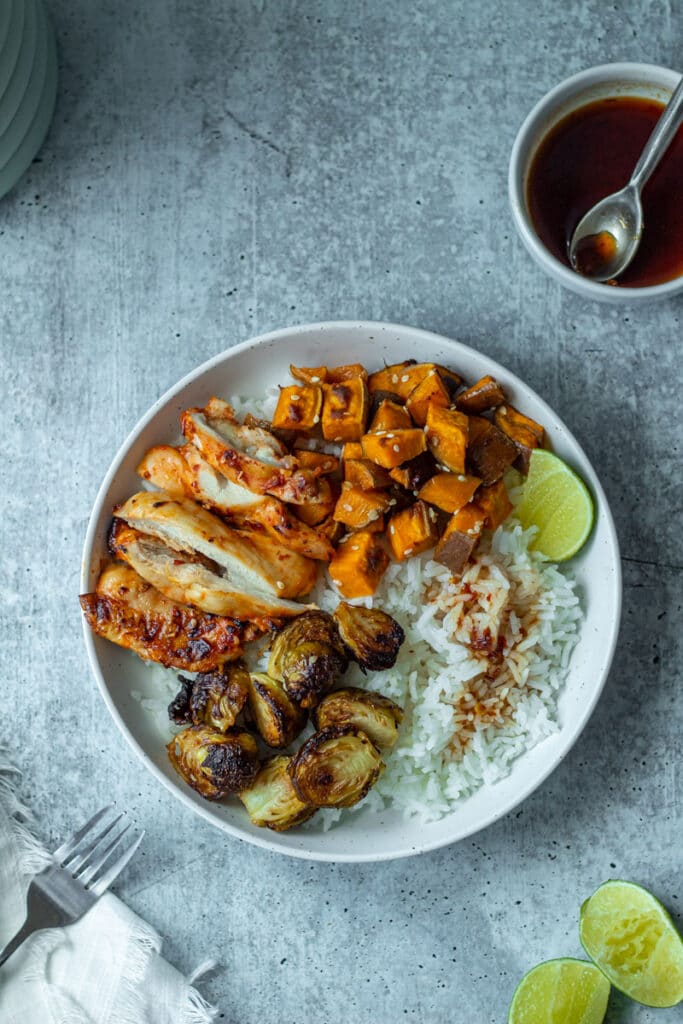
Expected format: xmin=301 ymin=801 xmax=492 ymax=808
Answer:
xmin=580 ymin=880 xmax=683 ymax=1007
xmin=516 ymin=449 xmax=594 ymax=561
xmin=508 ymin=958 xmax=610 ymax=1024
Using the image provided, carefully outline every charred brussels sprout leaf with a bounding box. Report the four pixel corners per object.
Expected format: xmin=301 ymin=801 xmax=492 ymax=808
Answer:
xmin=247 ymin=673 xmax=307 ymax=748
xmin=333 ymin=603 xmax=405 ymax=671
xmin=313 ymin=687 xmax=403 ymax=750
xmin=168 ymin=662 xmax=250 ymax=733
xmin=167 ymin=725 xmax=259 ymax=800
xmin=239 ymin=755 xmax=315 ymax=831
xmin=289 ymin=725 xmax=383 ymax=807
xmin=268 ymin=611 xmax=348 ymax=709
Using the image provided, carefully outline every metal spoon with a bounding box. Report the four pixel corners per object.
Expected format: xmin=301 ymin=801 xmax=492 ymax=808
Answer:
xmin=569 ymin=76 xmax=683 ymax=281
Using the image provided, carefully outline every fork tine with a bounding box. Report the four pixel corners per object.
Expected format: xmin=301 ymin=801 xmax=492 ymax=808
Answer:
xmin=52 ymin=806 xmax=114 ymax=864
xmin=68 ymin=813 xmax=126 ymax=874
xmin=88 ymin=831 xmax=145 ymax=897
xmin=76 ymin=822 xmax=133 ymax=887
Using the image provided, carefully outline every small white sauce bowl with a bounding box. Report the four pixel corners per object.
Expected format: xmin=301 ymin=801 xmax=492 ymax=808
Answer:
xmin=509 ymin=62 xmax=683 ymax=304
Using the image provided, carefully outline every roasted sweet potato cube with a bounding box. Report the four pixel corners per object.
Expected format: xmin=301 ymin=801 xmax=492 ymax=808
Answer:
xmin=290 ymin=364 xmax=327 ymax=384
xmin=434 ymin=504 xmax=487 ymax=575
xmin=333 ymin=483 xmax=391 ymax=530
xmin=405 ymin=369 xmax=451 ymax=426
xmin=436 ymin=365 xmax=465 ymax=400
xmin=328 ymin=530 xmax=389 ymax=598
xmin=272 ymin=384 xmax=323 ymax=431
xmin=388 ymin=500 xmax=440 ymax=561
xmin=342 ymin=441 xmax=364 ymax=461
xmin=326 ymin=363 xmax=368 ymax=382
xmin=295 ymin=478 xmax=337 ymax=526
xmin=466 ymin=416 xmax=518 ymax=485
xmin=389 ymin=450 xmax=438 ymax=492
xmin=455 ymin=375 xmax=506 ymax=414
xmin=321 ymin=378 xmax=369 ymax=442
xmin=494 ymin=405 xmax=545 ymax=473
xmin=370 ymin=399 xmax=413 ymax=432
xmin=425 ymin=405 xmax=468 ymax=474
xmin=344 ymin=459 xmax=393 ymax=490
xmin=368 ymin=362 xmax=437 ymax=400
xmin=361 ymin=428 xmax=427 ymax=469
xmin=418 ymin=472 xmax=481 ymax=513
xmin=475 ymin=478 xmax=513 ymax=530
xmin=294 ymin=448 xmax=340 ymax=475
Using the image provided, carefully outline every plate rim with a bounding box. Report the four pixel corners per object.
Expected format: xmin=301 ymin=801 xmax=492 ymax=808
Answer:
xmin=80 ymin=320 xmax=622 ymax=863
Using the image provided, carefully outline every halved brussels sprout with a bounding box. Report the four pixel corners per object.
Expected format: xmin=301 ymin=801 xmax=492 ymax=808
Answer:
xmin=168 ymin=663 xmax=250 ymax=733
xmin=289 ymin=725 xmax=383 ymax=808
xmin=268 ymin=611 xmax=348 ymax=709
xmin=313 ymin=687 xmax=403 ymax=749
xmin=247 ymin=672 xmax=307 ymax=748
xmin=167 ymin=725 xmax=259 ymax=800
xmin=332 ymin=603 xmax=405 ymax=671
xmin=239 ymin=755 xmax=315 ymax=831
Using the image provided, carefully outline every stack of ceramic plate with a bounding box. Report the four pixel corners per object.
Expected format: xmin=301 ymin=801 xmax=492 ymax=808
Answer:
xmin=0 ymin=0 xmax=57 ymax=200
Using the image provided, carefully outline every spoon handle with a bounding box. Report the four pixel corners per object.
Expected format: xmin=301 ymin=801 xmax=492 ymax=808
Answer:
xmin=631 ymin=76 xmax=683 ymax=191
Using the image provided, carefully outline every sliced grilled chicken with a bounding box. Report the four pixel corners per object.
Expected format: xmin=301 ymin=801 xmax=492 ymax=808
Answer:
xmin=180 ymin=397 xmax=321 ymax=504
xmin=180 ymin=445 xmax=333 ymax=561
xmin=79 ymin=563 xmax=257 ymax=671
xmin=114 ymin=491 xmax=317 ymax=602
xmin=136 ymin=445 xmax=192 ymax=499
xmin=109 ymin=521 xmax=310 ymax=620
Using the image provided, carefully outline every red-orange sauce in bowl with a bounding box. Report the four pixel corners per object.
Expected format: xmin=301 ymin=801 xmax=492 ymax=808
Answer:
xmin=527 ymin=96 xmax=683 ymax=287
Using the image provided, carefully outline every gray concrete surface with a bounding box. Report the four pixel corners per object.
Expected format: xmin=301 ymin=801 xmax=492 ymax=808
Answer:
xmin=1 ymin=1 xmax=681 ymax=1021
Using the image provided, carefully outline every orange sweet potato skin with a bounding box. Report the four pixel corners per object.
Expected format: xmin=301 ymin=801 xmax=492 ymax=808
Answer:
xmin=272 ymin=384 xmax=323 ymax=431
xmin=455 ymin=375 xmax=505 ymax=414
xmin=418 ymin=472 xmax=481 ymax=513
xmin=494 ymin=405 xmax=545 ymax=473
xmin=387 ymin=500 xmax=440 ymax=561
xmin=405 ymin=369 xmax=450 ymax=426
xmin=344 ymin=459 xmax=393 ymax=490
xmin=328 ymin=530 xmax=389 ymax=598
xmin=333 ymin=484 xmax=390 ymax=530
xmin=370 ymin=399 xmax=413 ymax=432
xmin=361 ymin=428 xmax=427 ymax=469
xmin=475 ymin=478 xmax=512 ymax=530
xmin=425 ymin=405 xmax=468 ymax=474
xmin=321 ymin=379 xmax=369 ymax=442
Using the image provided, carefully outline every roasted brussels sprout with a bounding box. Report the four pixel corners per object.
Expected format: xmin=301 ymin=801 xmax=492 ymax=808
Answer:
xmin=313 ymin=688 xmax=403 ymax=750
xmin=268 ymin=611 xmax=348 ymax=709
xmin=247 ymin=673 xmax=307 ymax=748
xmin=289 ymin=725 xmax=383 ymax=808
xmin=332 ymin=603 xmax=405 ymax=671
xmin=239 ymin=756 xmax=316 ymax=831
xmin=167 ymin=725 xmax=259 ymax=800
xmin=168 ymin=663 xmax=250 ymax=733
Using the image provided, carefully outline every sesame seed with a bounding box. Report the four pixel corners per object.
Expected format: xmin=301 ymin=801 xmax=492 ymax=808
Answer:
xmin=351 ymin=544 xmax=359 ymax=551
xmin=413 ymin=490 xmax=419 ymax=496
xmin=332 ymin=579 xmax=341 ymax=586
xmin=386 ymin=433 xmax=395 ymax=439
xmin=335 ymin=436 xmax=342 ymax=442
xmin=313 ymin=414 xmax=320 ymax=423
xmin=457 ymin=474 xmax=465 ymax=481
xmin=369 ymin=510 xmax=380 ymax=520
xmin=388 ymin=498 xmax=397 ymax=506
xmin=343 ymin=503 xmax=353 ymax=512
xmin=404 ymin=547 xmax=413 ymax=555
xmin=500 ymin=405 xmax=507 ymax=414
xmin=291 ymin=393 xmax=301 ymax=401
xmin=311 ymin=375 xmax=321 ymax=383
xmin=276 ymin=580 xmax=285 ymax=589
xmin=429 ymin=509 xmax=436 ymax=520
xmin=389 ymin=524 xmax=395 ymax=534
xmin=423 ymin=425 xmax=429 ymax=433
xmin=393 ymin=444 xmax=400 ymax=452
xmin=400 ymin=374 xmax=410 ymax=383
xmin=391 ymin=374 xmax=399 ymax=384
xmin=432 ymin=437 xmax=440 ymax=446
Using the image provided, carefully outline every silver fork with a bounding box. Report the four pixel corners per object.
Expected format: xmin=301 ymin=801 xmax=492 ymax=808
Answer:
xmin=0 ymin=807 xmax=144 ymax=968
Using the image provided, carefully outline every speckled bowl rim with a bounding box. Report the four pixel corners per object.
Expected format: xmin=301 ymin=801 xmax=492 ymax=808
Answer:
xmin=80 ymin=321 xmax=622 ymax=863
xmin=509 ymin=62 xmax=683 ymax=303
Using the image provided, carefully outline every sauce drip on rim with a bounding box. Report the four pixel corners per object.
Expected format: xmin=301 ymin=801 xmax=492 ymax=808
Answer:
xmin=527 ymin=95 xmax=683 ymax=288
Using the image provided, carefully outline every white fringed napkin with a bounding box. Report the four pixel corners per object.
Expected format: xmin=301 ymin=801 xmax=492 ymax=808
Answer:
xmin=0 ymin=760 xmax=219 ymax=1024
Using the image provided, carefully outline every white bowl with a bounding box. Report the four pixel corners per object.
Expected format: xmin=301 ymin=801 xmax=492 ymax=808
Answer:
xmin=81 ymin=321 xmax=622 ymax=862
xmin=509 ymin=62 xmax=683 ymax=304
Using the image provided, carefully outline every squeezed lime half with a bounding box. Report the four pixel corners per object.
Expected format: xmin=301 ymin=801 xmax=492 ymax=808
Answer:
xmin=580 ymin=880 xmax=683 ymax=1008
xmin=508 ymin=957 xmax=610 ymax=1024
xmin=516 ymin=449 xmax=594 ymax=561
